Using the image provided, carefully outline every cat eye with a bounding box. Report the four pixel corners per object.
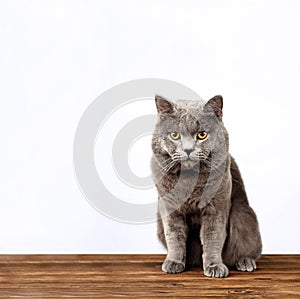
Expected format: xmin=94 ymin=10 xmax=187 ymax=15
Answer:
xmin=197 ymin=131 xmax=208 ymax=140
xmin=169 ymin=132 xmax=181 ymax=140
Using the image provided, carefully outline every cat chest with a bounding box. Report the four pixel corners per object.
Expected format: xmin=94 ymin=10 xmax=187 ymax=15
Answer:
xmin=160 ymin=175 xmax=207 ymax=214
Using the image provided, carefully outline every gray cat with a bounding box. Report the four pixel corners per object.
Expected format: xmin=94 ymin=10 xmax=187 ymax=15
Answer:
xmin=151 ymin=95 xmax=262 ymax=278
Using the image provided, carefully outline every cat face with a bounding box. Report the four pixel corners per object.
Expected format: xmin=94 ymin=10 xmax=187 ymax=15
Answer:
xmin=152 ymin=95 xmax=228 ymax=171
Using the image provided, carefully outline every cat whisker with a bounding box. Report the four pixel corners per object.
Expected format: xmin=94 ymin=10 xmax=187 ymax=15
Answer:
xmin=157 ymin=160 xmax=176 ymax=175
xmin=154 ymin=156 xmax=173 ymax=169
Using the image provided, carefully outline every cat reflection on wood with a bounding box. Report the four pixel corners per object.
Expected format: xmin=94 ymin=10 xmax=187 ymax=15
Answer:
xmin=151 ymin=95 xmax=262 ymax=278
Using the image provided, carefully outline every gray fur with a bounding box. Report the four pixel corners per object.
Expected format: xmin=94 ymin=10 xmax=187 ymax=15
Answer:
xmin=151 ymin=95 xmax=262 ymax=278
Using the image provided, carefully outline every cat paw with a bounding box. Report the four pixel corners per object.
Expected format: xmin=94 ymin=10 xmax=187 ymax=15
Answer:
xmin=204 ymin=263 xmax=229 ymax=278
xmin=162 ymin=258 xmax=185 ymax=274
xmin=236 ymin=257 xmax=256 ymax=272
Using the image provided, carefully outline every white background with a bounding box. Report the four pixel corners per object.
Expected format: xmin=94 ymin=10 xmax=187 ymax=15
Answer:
xmin=0 ymin=0 xmax=299 ymax=253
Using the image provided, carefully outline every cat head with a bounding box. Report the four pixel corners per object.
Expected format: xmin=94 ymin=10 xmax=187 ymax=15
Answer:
xmin=152 ymin=95 xmax=228 ymax=171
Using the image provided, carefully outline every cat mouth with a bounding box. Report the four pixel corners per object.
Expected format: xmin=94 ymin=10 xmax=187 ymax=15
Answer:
xmin=178 ymin=153 xmax=212 ymax=170
xmin=181 ymin=159 xmax=199 ymax=168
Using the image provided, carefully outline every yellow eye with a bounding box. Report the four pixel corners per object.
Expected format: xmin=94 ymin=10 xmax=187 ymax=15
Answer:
xmin=169 ymin=132 xmax=180 ymax=140
xmin=197 ymin=131 xmax=208 ymax=140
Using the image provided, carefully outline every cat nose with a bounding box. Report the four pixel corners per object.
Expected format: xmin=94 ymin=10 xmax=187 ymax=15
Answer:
xmin=185 ymin=149 xmax=193 ymax=156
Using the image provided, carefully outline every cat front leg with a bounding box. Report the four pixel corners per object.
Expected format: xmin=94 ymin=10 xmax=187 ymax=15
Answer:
xmin=200 ymin=202 xmax=230 ymax=278
xmin=160 ymin=209 xmax=188 ymax=274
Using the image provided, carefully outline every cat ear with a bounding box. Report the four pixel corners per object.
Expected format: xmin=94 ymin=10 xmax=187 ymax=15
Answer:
xmin=204 ymin=95 xmax=223 ymax=120
xmin=155 ymin=95 xmax=173 ymax=116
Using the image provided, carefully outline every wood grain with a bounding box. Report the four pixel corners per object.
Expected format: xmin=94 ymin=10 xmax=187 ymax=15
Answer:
xmin=0 ymin=255 xmax=299 ymax=298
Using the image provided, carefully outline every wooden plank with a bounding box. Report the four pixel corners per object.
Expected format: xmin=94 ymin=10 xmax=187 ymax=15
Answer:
xmin=0 ymin=255 xmax=299 ymax=298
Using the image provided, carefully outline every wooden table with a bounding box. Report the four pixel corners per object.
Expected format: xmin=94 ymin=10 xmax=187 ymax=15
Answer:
xmin=0 ymin=255 xmax=299 ymax=298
